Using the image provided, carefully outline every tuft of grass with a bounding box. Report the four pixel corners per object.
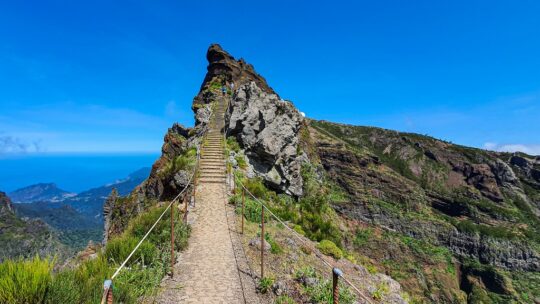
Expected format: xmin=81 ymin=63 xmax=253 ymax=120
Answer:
xmin=259 ymin=277 xmax=274 ymax=294
xmin=45 ymin=270 xmax=81 ymax=304
xmin=226 ymin=136 xmax=241 ymax=153
xmin=317 ymin=240 xmax=343 ymax=259
xmin=371 ymin=282 xmax=389 ymax=300
xmin=0 ymin=256 xmax=53 ymax=304
xmin=304 ymin=279 xmax=356 ymax=304
xmin=275 ymin=295 xmax=296 ymax=304
xmin=104 ymin=236 xmax=157 ymax=266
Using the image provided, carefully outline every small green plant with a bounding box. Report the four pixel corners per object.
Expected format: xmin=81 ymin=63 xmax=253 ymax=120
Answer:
xmin=295 ymin=266 xmax=317 ymax=280
xmin=275 ymin=295 xmax=296 ymax=304
xmin=293 ymin=224 xmax=306 ymax=235
xmin=226 ymin=136 xmax=241 ymax=153
xmin=371 ymin=282 xmax=389 ymax=300
xmin=259 ymin=277 xmax=274 ymax=294
xmin=317 ymin=240 xmax=343 ymax=259
xmin=304 ymin=280 xmax=356 ymax=304
xmin=353 ymin=228 xmax=373 ymax=247
xmin=268 ymin=238 xmax=283 ymax=254
xmin=235 ymin=154 xmax=248 ymax=169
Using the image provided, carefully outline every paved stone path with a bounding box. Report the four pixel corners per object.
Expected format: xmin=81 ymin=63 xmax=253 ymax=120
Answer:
xmin=156 ymin=96 xmax=261 ymax=303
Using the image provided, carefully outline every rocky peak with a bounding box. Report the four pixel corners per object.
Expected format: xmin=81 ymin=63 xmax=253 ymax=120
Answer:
xmin=0 ymin=191 xmax=13 ymax=214
xmin=227 ymin=82 xmax=306 ymax=196
xmin=200 ymin=44 xmax=276 ymax=96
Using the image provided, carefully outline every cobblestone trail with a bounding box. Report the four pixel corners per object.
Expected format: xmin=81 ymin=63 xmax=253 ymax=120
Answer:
xmin=156 ymin=96 xmax=260 ymax=303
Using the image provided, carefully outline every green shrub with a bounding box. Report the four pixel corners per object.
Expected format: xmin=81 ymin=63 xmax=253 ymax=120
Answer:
xmin=259 ymin=277 xmax=274 ymax=293
xmin=317 ymin=240 xmax=343 ymax=259
xmin=293 ymin=225 xmax=306 ymax=235
xmin=0 ymin=256 xmax=53 ymax=304
xmin=236 ymin=197 xmax=269 ymax=223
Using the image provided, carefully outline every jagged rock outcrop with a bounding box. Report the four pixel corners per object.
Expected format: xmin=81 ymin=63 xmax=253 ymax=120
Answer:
xmin=227 ymin=82 xmax=306 ymax=196
xmin=0 ymin=191 xmax=13 ymax=214
xmin=102 ymin=188 xmax=118 ymax=245
xmin=202 ymin=44 xmax=276 ymax=96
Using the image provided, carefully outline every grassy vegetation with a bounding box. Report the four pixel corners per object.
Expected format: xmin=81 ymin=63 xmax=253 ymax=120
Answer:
xmin=0 ymin=256 xmax=53 ymax=304
xmin=160 ymin=147 xmax=197 ymax=178
xmin=0 ymin=204 xmax=191 ymax=303
xmin=231 ymin=165 xmax=343 ymax=248
xmin=258 ymin=277 xmax=274 ymax=293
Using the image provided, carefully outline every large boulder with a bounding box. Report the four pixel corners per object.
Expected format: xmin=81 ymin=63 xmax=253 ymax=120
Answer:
xmin=227 ymin=82 xmax=306 ymax=196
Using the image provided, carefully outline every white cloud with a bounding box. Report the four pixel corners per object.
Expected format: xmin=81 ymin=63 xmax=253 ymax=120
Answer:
xmin=483 ymin=142 xmax=540 ymax=156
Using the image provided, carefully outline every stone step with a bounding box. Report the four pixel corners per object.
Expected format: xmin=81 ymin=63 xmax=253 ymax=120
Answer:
xmin=200 ymin=160 xmax=225 ymax=165
xmin=199 ymin=173 xmax=226 ymax=178
xmin=199 ymin=178 xmax=225 ymax=184
xmin=200 ymin=168 xmax=225 ymax=176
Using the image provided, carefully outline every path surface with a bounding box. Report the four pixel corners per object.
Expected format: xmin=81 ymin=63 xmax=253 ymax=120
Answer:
xmin=157 ymin=96 xmax=261 ymax=303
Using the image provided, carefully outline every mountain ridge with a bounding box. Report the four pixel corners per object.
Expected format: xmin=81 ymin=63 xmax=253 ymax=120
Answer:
xmin=103 ymin=44 xmax=540 ymax=303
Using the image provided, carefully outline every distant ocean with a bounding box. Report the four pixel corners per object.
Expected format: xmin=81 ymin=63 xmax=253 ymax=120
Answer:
xmin=0 ymin=153 xmax=159 ymax=193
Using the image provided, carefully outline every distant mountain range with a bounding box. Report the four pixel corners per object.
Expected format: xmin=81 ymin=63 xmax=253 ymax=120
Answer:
xmin=9 ymin=183 xmax=76 ymax=203
xmin=9 ymin=167 xmax=150 ymax=250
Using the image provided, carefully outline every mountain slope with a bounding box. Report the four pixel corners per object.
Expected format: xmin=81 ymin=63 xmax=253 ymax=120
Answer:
xmin=12 ymin=168 xmax=151 ymax=250
xmin=8 ymin=183 xmax=75 ymax=203
xmin=309 ymin=120 xmax=540 ymax=302
xmin=0 ymin=191 xmax=68 ymax=262
xmin=106 ymin=44 xmax=539 ymax=303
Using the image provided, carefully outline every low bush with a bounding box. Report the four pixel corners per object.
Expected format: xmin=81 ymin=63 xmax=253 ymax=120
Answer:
xmin=317 ymin=240 xmax=343 ymax=259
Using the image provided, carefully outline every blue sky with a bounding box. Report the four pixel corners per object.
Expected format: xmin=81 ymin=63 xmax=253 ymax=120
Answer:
xmin=1 ymin=0 xmax=539 ymax=155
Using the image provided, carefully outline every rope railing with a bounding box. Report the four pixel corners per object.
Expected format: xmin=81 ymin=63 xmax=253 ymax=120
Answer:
xmin=235 ymin=180 xmax=374 ymax=304
xmin=100 ymin=98 xmax=223 ymax=304
xmin=221 ymin=86 xmax=373 ymax=304
xmin=235 ymin=180 xmax=373 ymax=303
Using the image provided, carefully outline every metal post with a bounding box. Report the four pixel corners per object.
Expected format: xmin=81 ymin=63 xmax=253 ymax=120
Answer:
xmin=241 ymin=187 xmax=245 ymax=234
xmin=183 ymin=195 xmax=188 ymax=223
xmin=170 ymin=201 xmax=175 ymax=278
xmin=101 ymin=279 xmax=113 ymax=304
xmin=332 ymin=268 xmax=343 ymax=304
xmin=261 ymin=206 xmax=265 ymax=278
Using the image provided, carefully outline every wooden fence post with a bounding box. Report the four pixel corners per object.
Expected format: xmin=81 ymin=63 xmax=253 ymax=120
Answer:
xmin=261 ymin=206 xmax=265 ymax=278
xmin=170 ymin=202 xmax=175 ymax=278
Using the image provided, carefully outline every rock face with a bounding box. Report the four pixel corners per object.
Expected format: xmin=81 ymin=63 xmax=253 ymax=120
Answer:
xmin=0 ymin=191 xmax=13 ymax=214
xmin=311 ymin=121 xmax=540 ymax=272
xmin=202 ymin=44 xmax=277 ymax=96
xmin=227 ymin=82 xmax=305 ymax=196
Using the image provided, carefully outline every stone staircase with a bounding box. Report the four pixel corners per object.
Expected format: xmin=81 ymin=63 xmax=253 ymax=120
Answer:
xmin=198 ymin=98 xmax=227 ymax=184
